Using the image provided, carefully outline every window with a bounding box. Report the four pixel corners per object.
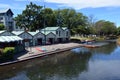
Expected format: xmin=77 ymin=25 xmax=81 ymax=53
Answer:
xmin=66 ymin=31 xmax=69 ymax=36
xmin=59 ymin=31 xmax=61 ymax=36
xmin=0 ymin=17 xmax=3 ymax=20
xmin=56 ymin=31 xmax=58 ymax=34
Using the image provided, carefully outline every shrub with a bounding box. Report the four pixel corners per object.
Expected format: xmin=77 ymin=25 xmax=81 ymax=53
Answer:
xmin=0 ymin=49 xmax=3 ymax=55
xmin=3 ymin=47 xmax=15 ymax=54
xmin=0 ymin=47 xmax=15 ymax=62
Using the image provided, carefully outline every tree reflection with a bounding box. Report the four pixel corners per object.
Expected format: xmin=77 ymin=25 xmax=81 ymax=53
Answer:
xmin=0 ymin=42 xmax=118 ymax=80
xmin=26 ymin=51 xmax=92 ymax=80
xmin=90 ymin=42 xmax=117 ymax=55
xmin=0 ymin=50 xmax=92 ymax=80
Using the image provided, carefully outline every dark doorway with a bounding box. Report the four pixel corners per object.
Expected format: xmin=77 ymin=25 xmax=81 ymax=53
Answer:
xmin=66 ymin=38 xmax=69 ymax=42
xmin=49 ymin=38 xmax=54 ymax=44
xmin=37 ymin=38 xmax=42 ymax=45
xmin=57 ymin=38 xmax=63 ymax=43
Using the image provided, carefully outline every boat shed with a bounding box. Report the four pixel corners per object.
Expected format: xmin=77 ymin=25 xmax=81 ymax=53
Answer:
xmin=62 ymin=27 xmax=70 ymax=42
xmin=12 ymin=31 xmax=33 ymax=47
xmin=29 ymin=31 xmax=45 ymax=45
xmin=43 ymin=31 xmax=56 ymax=44
xmin=40 ymin=27 xmax=70 ymax=43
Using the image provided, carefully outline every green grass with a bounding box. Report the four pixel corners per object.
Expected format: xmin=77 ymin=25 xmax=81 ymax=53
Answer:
xmin=117 ymin=37 xmax=120 ymax=45
xmin=70 ymin=36 xmax=105 ymax=41
xmin=71 ymin=37 xmax=93 ymax=41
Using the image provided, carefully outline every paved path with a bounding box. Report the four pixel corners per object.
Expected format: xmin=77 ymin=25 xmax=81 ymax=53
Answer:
xmin=17 ymin=43 xmax=83 ymax=59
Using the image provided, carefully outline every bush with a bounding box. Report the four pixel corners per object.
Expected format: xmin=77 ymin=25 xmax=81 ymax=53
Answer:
xmin=3 ymin=47 xmax=15 ymax=54
xmin=0 ymin=49 xmax=3 ymax=55
xmin=0 ymin=47 xmax=15 ymax=62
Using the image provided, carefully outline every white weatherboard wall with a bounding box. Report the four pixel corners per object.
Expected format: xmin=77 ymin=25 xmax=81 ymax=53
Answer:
xmin=18 ymin=32 xmax=33 ymax=47
xmin=64 ymin=29 xmax=70 ymax=39
xmin=55 ymin=27 xmax=66 ymax=42
xmin=46 ymin=32 xmax=56 ymax=43
xmin=46 ymin=32 xmax=55 ymax=38
xmin=33 ymin=32 xmax=45 ymax=45
xmin=56 ymin=27 xmax=64 ymax=38
xmin=19 ymin=32 xmax=32 ymax=39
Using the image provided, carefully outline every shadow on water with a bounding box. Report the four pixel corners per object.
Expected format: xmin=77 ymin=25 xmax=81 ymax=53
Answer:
xmin=0 ymin=50 xmax=92 ymax=80
xmin=27 ymin=51 xmax=92 ymax=80
xmin=0 ymin=42 xmax=118 ymax=80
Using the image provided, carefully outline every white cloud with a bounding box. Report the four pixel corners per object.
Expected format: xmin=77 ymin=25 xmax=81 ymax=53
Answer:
xmin=45 ymin=0 xmax=120 ymax=9
xmin=0 ymin=3 xmax=25 ymax=10
xmin=0 ymin=4 xmax=10 ymax=8
xmin=15 ymin=0 xmax=43 ymax=2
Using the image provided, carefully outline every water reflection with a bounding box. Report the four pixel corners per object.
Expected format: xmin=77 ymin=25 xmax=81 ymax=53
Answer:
xmin=90 ymin=42 xmax=116 ymax=54
xmin=71 ymin=47 xmax=90 ymax=54
xmin=0 ymin=42 xmax=120 ymax=80
xmin=0 ymin=50 xmax=92 ymax=80
xmin=26 ymin=51 xmax=92 ymax=80
xmin=79 ymin=60 xmax=120 ymax=80
xmin=91 ymin=42 xmax=120 ymax=60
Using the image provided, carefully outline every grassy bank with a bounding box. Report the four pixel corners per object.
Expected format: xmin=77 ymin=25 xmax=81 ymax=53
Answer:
xmin=70 ymin=36 xmax=105 ymax=42
xmin=117 ymin=37 xmax=120 ymax=45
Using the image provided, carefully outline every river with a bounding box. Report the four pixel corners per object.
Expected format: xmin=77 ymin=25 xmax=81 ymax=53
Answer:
xmin=0 ymin=42 xmax=120 ymax=80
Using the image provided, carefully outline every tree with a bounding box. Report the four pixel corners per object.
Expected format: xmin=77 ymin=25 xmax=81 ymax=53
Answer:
xmin=54 ymin=9 xmax=64 ymax=27
xmin=54 ymin=9 xmax=87 ymax=35
xmin=0 ymin=24 xmax=5 ymax=30
xmin=42 ymin=8 xmax=56 ymax=27
xmin=117 ymin=27 xmax=120 ymax=35
xmin=95 ymin=20 xmax=117 ymax=36
xmin=87 ymin=15 xmax=97 ymax=34
xmin=15 ymin=2 xmax=43 ymax=31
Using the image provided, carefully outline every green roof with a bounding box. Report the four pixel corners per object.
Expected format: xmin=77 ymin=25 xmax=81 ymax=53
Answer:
xmin=12 ymin=31 xmax=24 ymax=35
xmin=41 ymin=30 xmax=55 ymax=35
xmin=41 ymin=27 xmax=59 ymax=31
xmin=40 ymin=26 xmax=68 ymax=35
xmin=62 ymin=27 xmax=67 ymax=30
xmin=28 ymin=31 xmax=38 ymax=36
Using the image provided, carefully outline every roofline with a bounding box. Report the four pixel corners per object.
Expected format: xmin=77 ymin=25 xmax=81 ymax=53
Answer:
xmin=34 ymin=31 xmax=45 ymax=36
xmin=46 ymin=32 xmax=56 ymax=36
xmin=0 ymin=31 xmax=15 ymax=35
xmin=0 ymin=8 xmax=14 ymax=15
xmin=19 ymin=31 xmax=33 ymax=37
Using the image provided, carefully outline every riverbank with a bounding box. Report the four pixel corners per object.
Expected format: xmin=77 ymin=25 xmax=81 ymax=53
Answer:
xmin=0 ymin=42 xmax=101 ymax=66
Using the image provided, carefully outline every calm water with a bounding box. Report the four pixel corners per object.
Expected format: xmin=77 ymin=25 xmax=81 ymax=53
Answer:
xmin=0 ymin=42 xmax=120 ymax=80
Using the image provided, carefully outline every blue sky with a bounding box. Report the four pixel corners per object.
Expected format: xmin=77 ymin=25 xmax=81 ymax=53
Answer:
xmin=0 ymin=0 xmax=120 ymax=27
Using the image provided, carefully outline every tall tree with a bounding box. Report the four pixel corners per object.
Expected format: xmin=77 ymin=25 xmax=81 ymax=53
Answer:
xmin=15 ymin=2 xmax=43 ymax=31
xmin=42 ymin=8 xmax=56 ymax=27
xmin=95 ymin=20 xmax=117 ymax=35
xmin=87 ymin=15 xmax=97 ymax=34
xmin=117 ymin=27 xmax=120 ymax=35
xmin=54 ymin=9 xmax=87 ymax=35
